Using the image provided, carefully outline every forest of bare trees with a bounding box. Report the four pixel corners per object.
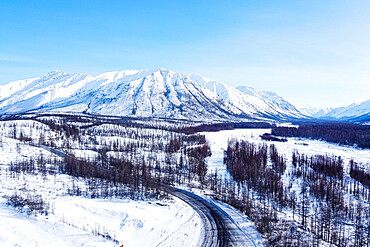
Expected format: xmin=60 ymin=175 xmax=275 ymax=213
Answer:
xmin=1 ymin=115 xmax=369 ymax=246
xmin=223 ymin=139 xmax=370 ymax=246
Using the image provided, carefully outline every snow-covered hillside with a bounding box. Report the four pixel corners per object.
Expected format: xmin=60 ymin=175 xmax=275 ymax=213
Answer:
xmin=321 ymin=99 xmax=370 ymax=119
xmin=0 ymin=71 xmax=93 ymax=113
xmin=0 ymin=68 xmax=305 ymax=121
xmin=301 ymin=100 xmax=370 ymax=121
xmin=188 ymin=74 xmax=304 ymax=120
xmin=299 ymin=107 xmax=334 ymax=118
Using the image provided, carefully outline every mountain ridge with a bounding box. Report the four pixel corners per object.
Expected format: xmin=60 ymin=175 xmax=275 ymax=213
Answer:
xmin=300 ymin=100 xmax=370 ymax=122
xmin=6 ymin=68 xmax=368 ymax=122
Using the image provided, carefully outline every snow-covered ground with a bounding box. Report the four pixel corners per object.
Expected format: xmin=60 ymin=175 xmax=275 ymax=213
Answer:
xmin=203 ymin=128 xmax=370 ymax=175
xmin=52 ymin=196 xmax=202 ymax=247
xmin=203 ymin=129 xmax=267 ymax=178
xmin=0 ymin=196 xmax=202 ymax=247
xmin=204 ymin=128 xmax=370 ymax=246
xmin=0 ymin=136 xmax=203 ymax=247
xmin=2 ymin=123 xmax=368 ymax=247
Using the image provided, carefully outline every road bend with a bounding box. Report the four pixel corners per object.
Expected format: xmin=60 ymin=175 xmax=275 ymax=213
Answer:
xmin=31 ymin=143 xmax=257 ymax=246
xmin=167 ymin=187 xmax=257 ymax=247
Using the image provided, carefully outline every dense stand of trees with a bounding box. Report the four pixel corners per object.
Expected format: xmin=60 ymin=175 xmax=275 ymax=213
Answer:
xmin=224 ymin=140 xmax=286 ymax=207
xmin=272 ymin=124 xmax=370 ymax=148
xmin=350 ymin=160 xmax=370 ymax=188
xmin=290 ymin=150 xmax=369 ymax=246
xmin=297 ymin=152 xmax=343 ymax=179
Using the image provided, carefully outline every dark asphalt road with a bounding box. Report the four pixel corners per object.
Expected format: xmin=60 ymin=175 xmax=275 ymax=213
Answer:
xmin=168 ymin=187 xmax=257 ymax=247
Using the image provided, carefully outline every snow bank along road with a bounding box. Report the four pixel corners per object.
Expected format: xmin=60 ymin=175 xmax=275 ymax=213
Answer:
xmin=168 ymin=187 xmax=257 ymax=247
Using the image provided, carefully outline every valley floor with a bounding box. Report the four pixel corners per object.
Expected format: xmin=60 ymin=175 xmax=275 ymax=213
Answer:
xmin=1 ymin=125 xmax=369 ymax=246
xmin=0 ymin=125 xmax=263 ymax=247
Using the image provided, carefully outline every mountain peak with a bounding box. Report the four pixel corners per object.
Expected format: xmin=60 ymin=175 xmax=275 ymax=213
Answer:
xmin=44 ymin=70 xmax=66 ymax=76
xmin=150 ymin=67 xmax=177 ymax=76
xmin=187 ymin=73 xmax=215 ymax=85
xmin=0 ymin=68 xmax=310 ymax=121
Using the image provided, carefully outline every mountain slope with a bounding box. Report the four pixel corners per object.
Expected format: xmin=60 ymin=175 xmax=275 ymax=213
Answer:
xmin=0 ymin=71 xmax=93 ymax=114
xmin=299 ymin=107 xmax=334 ymax=118
xmin=321 ymin=100 xmax=370 ymax=119
xmin=188 ymin=74 xmax=304 ymax=120
xmin=0 ymin=68 xmax=306 ymax=121
xmin=38 ymin=68 xmax=243 ymax=120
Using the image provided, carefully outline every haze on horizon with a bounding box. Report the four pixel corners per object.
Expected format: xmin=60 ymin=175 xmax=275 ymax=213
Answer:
xmin=1 ymin=0 xmax=369 ymax=109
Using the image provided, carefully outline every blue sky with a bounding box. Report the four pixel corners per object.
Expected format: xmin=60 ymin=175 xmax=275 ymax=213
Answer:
xmin=1 ymin=0 xmax=369 ymax=108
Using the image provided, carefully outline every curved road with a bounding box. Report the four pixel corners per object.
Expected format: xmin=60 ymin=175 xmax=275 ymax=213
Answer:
xmin=167 ymin=187 xmax=257 ymax=247
xmin=32 ymin=143 xmax=257 ymax=246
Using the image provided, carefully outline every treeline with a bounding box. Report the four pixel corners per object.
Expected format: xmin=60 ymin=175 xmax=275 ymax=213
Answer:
xmin=222 ymin=140 xmax=307 ymax=245
xmin=37 ymin=119 xmax=80 ymax=139
xmin=178 ymin=122 xmax=272 ymax=134
xmin=272 ymin=124 xmax=370 ymax=148
xmin=5 ymin=192 xmax=50 ymax=216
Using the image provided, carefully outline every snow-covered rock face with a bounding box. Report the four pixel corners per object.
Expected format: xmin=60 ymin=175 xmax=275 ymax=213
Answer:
xmin=0 ymin=68 xmax=306 ymax=121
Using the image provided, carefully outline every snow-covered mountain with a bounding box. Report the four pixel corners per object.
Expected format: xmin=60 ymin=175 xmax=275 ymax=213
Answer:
xmin=0 ymin=68 xmax=305 ymax=121
xmin=300 ymin=100 xmax=370 ymax=122
xmin=299 ymin=107 xmax=334 ymax=118
xmin=188 ymin=74 xmax=303 ymax=120
xmin=0 ymin=71 xmax=93 ymax=114
xmin=321 ymin=100 xmax=370 ymax=119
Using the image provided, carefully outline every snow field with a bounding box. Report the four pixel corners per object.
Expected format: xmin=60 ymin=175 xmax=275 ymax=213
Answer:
xmin=52 ymin=196 xmax=202 ymax=247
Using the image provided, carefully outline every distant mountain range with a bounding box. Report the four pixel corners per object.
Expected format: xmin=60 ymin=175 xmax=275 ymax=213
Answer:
xmin=299 ymin=107 xmax=334 ymax=118
xmin=0 ymin=68 xmax=368 ymax=123
xmin=301 ymin=100 xmax=370 ymax=123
